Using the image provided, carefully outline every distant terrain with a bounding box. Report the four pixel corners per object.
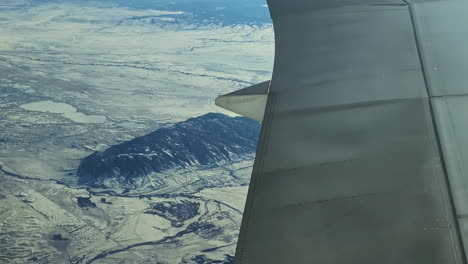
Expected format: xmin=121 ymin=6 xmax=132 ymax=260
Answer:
xmin=0 ymin=0 xmax=272 ymax=263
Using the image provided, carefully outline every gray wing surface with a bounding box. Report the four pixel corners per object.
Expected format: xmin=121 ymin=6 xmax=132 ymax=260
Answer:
xmin=230 ymin=0 xmax=468 ymax=263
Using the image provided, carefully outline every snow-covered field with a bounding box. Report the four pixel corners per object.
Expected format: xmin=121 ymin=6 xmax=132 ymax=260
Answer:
xmin=0 ymin=0 xmax=273 ymax=122
xmin=0 ymin=169 xmax=250 ymax=263
xmin=0 ymin=0 xmax=273 ymax=263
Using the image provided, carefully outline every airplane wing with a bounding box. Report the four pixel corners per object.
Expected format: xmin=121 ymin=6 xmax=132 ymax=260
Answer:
xmin=216 ymin=0 xmax=468 ymax=263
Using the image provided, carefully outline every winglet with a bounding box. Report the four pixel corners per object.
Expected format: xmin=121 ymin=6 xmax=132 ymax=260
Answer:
xmin=215 ymin=81 xmax=270 ymax=122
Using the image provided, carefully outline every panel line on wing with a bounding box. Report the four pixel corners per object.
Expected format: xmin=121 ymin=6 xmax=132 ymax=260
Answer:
xmin=407 ymin=2 xmax=468 ymax=262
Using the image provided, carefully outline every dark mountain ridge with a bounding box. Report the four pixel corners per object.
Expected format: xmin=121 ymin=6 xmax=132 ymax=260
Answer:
xmin=77 ymin=113 xmax=260 ymax=186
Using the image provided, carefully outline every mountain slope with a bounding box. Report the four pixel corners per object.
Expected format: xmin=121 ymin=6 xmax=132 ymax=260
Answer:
xmin=77 ymin=113 xmax=260 ymax=186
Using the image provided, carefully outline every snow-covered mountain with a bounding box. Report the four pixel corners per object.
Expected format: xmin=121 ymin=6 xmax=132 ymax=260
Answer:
xmin=77 ymin=113 xmax=261 ymax=187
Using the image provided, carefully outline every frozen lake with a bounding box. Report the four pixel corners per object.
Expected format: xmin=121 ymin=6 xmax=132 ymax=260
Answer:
xmin=20 ymin=100 xmax=106 ymax=124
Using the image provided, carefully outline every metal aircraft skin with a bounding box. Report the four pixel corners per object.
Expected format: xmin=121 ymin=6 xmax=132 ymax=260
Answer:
xmin=216 ymin=0 xmax=468 ymax=263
